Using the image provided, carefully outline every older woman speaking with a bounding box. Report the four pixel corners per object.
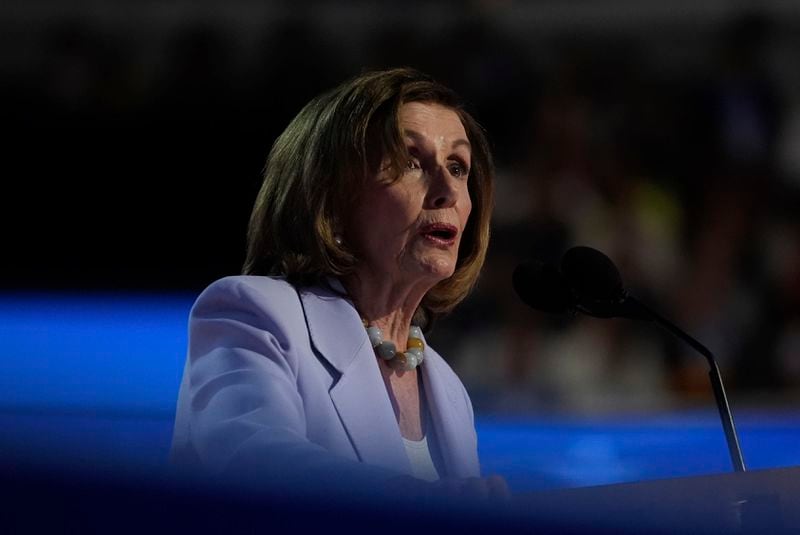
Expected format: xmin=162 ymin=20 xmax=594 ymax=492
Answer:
xmin=171 ymin=68 xmax=507 ymax=498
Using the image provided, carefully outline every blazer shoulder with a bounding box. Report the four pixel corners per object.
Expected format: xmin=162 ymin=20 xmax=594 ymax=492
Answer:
xmin=198 ymin=275 xmax=296 ymax=300
xmin=193 ymin=275 xmax=297 ymax=312
xmin=190 ymin=275 xmax=307 ymax=335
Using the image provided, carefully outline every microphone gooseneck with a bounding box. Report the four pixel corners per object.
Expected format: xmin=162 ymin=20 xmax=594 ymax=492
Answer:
xmin=513 ymin=246 xmax=746 ymax=473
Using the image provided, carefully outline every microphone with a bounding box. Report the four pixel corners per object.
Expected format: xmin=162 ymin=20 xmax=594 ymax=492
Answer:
xmin=559 ymin=246 xmax=652 ymax=321
xmin=513 ymin=246 xmax=746 ymax=473
xmin=512 ymin=260 xmax=576 ymax=315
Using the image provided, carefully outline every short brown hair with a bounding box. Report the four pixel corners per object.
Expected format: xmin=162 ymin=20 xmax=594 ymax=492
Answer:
xmin=244 ymin=67 xmax=494 ymax=326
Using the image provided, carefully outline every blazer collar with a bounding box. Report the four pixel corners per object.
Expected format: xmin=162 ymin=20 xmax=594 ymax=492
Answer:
xmin=298 ymin=282 xmax=411 ymax=474
xmin=297 ymin=281 xmax=364 ymax=374
xmin=298 ymin=281 xmax=475 ymax=479
xmin=420 ymin=347 xmax=478 ymax=479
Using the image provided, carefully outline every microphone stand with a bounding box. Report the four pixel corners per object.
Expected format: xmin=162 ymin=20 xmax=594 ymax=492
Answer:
xmin=617 ymin=296 xmax=747 ymax=473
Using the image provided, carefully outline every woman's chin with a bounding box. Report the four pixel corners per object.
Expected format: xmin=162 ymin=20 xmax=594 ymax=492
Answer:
xmin=414 ymin=256 xmax=456 ymax=282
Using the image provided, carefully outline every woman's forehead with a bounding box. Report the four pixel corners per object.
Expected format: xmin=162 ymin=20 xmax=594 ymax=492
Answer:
xmin=398 ymin=102 xmax=469 ymax=152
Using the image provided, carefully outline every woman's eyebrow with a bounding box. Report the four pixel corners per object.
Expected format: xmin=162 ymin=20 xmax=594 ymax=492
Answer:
xmin=452 ymin=138 xmax=471 ymax=151
xmin=403 ymin=129 xmax=471 ymax=152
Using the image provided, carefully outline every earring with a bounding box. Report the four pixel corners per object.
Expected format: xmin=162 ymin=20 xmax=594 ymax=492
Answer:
xmin=334 ymin=234 xmax=343 ymax=245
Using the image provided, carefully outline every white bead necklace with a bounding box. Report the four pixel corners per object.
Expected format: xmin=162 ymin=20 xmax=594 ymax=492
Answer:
xmin=363 ymin=321 xmax=425 ymax=371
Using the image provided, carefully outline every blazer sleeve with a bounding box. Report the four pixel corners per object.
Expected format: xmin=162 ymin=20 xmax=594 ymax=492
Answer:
xmin=171 ymin=277 xmax=404 ymax=491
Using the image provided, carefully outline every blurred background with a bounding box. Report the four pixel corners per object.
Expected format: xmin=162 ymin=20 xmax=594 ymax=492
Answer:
xmin=2 ymin=0 xmax=800 ymax=493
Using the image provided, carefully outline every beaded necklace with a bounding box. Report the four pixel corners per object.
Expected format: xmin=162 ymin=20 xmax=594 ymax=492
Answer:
xmin=363 ymin=320 xmax=425 ymax=371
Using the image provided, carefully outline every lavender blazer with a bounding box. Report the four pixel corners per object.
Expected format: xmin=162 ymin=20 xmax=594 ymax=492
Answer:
xmin=170 ymin=276 xmax=480 ymax=488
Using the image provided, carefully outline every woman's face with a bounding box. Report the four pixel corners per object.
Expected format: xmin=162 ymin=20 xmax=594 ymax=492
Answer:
xmin=347 ymin=101 xmax=473 ymax=287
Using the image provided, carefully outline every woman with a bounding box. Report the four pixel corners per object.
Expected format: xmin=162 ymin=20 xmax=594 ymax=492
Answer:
xmin=171 ymin=68 xmax=507 ymax=498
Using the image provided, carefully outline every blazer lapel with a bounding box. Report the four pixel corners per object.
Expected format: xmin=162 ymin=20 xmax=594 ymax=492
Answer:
xmin=298 ymin=284 xmax=411 ymax=475
xmin=421 ymin=345 xmax=479 ymax=479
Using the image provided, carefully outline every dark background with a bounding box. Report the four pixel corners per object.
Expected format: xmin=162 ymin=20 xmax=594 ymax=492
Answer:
xmin=3 ymin=0 xmax=800 ymax=414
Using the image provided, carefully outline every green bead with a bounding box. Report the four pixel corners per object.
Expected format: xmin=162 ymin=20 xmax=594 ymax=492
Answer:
xmin=376 ymin=341 xmax=396 ymax=360
xmin=366 ymin=326 xmax=383 ymax=348
xmin=407 ymin=347 xmax=423 ymax=363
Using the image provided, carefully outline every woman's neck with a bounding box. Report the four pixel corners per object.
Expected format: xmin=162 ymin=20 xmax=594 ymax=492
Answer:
xmin=341 ymin=272 xmax=432 ymax=349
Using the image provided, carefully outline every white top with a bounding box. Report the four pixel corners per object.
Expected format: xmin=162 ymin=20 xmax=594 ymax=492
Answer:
xmin=402 ymin=435 xmax=440 ymax=482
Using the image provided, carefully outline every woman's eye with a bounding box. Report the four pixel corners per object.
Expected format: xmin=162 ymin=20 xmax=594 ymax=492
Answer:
xmin=448 ymin=162 xmax=468 ymax=177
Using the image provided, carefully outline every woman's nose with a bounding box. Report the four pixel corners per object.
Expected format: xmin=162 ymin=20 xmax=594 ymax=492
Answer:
xmin=426 ymin=165 xmax=458 ymax=209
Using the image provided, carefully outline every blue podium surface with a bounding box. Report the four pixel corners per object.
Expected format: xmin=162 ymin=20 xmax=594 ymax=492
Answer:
xmin=4 ymin=440 xmax=797 ymax=534
xmin=517 ymin=465 xmax=800 ymax=533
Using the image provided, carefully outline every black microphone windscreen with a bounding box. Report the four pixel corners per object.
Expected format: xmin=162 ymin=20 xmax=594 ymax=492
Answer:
xmin=512 ymin=260 xmax=575 ymax=314
xmin=561 ymin=246 xmax=624 ymax=302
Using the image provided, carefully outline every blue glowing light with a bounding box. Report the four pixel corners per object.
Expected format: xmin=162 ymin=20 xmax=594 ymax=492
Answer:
xmin=2 ymin=293 xmax=799 ymax=491
xmin=0 ymin=292 xmax=194 ymax=413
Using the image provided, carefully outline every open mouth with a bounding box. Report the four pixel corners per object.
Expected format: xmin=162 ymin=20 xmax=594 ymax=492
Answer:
xmin=419 ymin=223 xmax=458 ymax=245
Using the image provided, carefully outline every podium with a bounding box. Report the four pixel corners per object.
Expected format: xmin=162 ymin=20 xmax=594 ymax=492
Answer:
xmin=516 ymin=466 xmax=800 ymax=533
xmin=5 ymin=454 xmax=799 ymax=533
